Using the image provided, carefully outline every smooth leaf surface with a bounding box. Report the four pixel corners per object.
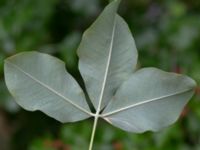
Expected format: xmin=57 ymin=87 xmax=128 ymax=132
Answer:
xmin=4 ymin=52 xmax=92 ymax=123
xmin=3 ymin=1 xmax=197 ymax=149
xmin=77 ymin=0 xmax=138 ymax=110
xmin=102 ymin=68 xmax=196 ymax=133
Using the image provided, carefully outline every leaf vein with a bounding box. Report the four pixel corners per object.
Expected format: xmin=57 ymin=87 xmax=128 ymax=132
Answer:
xmin=96 ymin=15 xmax=117 ymax=112
xmin=5 ymin=61 xmax=93 ymax=116
xmin=102 ymin=88 xmax=193 ymax=117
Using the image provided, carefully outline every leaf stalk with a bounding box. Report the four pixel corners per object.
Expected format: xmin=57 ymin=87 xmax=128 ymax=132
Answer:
xmin=89 ymin=115 xmax=99 ymax=150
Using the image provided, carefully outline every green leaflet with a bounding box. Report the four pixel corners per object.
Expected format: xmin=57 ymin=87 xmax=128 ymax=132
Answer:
xmin=102 ymin=68 xmax=196 ymax=132
xmin=77 ymin=1 xmax=137 ymax=110
xmin=4 ymin=0 xmax=196 ymax=149
xmin=4 ymin=52 xmax=92 ymax=123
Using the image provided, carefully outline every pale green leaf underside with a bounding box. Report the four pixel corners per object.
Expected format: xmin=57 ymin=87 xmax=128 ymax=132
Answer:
xmin=4 ymin=52 xmax=92 ymax=123
xmin=77 ymin=0 xmax=138 ymax=110
xmin=102 ymin=68 xmax=196 ymax=132
xmin=3 ymin=0 xmax=196 ymax=138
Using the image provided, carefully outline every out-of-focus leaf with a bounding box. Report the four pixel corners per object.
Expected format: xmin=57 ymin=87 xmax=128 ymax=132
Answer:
xmin=59 ymin=32 xmax=81 ymax=71
xmin=69 ymin=0 xmax=100 ymax=16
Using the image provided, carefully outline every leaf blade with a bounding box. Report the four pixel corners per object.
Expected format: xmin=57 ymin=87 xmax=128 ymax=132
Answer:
xmin=102 ymin=68 xmax=196 ymax=132
xmin=77 ymin=0 xmax=138 ymax=110
xmin=4 ymin=52 xmax=92 ymax=123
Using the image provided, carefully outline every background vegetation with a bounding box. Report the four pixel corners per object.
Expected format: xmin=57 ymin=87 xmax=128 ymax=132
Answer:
xmin=0 ymin=0 xmax=200 ymax=150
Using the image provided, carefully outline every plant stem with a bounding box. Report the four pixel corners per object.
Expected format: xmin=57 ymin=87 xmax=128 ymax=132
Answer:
xmin=89 ymin=115 xmax=99 ymax=150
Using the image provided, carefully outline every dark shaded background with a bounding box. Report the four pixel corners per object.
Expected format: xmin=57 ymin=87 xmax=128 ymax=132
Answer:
xmin=0 ymin=0 xmax=200 ymax=150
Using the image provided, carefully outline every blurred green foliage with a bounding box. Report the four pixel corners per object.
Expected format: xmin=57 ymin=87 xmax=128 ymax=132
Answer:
xmin=0 ymin=0 xmax=200 ymax=150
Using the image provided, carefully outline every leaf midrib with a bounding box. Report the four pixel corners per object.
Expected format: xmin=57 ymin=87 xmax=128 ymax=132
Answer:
xmin=5 ymin=60 xmax=92 ymax=116
xmin=102 ymin=88 xmax=193 ymax=117
xmin=96 ymin=15 xmax=117 ymax=112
